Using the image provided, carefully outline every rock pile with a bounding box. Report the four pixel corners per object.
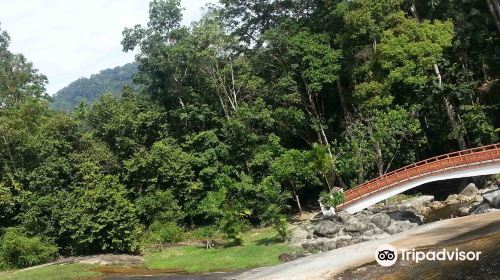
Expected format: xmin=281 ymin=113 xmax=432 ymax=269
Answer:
xmin=290 ymin=180 xmax=500 ymax=253
xmin=296 ymin=210 xmax=418 ymax=252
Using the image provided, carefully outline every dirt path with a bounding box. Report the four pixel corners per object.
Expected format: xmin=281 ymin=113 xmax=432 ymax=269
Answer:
xmin=231 ymin=211 xmax=500 ymax=280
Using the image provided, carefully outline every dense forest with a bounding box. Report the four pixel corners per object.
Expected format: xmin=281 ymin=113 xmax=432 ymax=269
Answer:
xmin=1 ymin=0 xmax=499 ymax=268
xmin=50 ymin=62 xmax=139 ymax=111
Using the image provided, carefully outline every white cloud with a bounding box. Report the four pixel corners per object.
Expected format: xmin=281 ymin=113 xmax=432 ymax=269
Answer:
xmin=0 ymin=0 xmax=213 ymax=95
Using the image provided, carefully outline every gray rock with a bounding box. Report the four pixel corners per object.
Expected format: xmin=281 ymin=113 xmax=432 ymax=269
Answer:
xmin=344 ymin=218 xmax=369 ymax=233
xmin=483 ymin=189 xmax=500 ymax=208
xmin=353 ymin=213 xmax=371 ymax=224
xmin=458 ymin=206 xmax=470 ymax=217
xmin=362 ymin=232 xmax=391 ymax=241
xmin=430 ymin=201 xmax=445 ymax=210
xmin=370 ymin=213 xmax=392 ymax=229
xmin=445 ymin=194 xmax=459 ymax=204
xmin=349 ymin=237 xmax=363 ymax=245
xmin=471 ymin=202 xmax=491 ymax=215
xmin=313 ymin=220 xmax=341 ymax=237
xmin=385 ymin=220 xmax=418 ymax=235
xmin=302 ymin=238 xmax=336 ymax=252
xmin=335 ymin=236 xmax=353 ymax=248
xmin=289 ymin=228 xmax=309 ymax=247
xmin=338 ymin=212 xmax=353 ymax=224
xmin=479 ymin=184 xmax=498 ymax=194
xmin=460 ymin=183 xmax=479 ymax=197
xmin=363 ymin=228 xmax=385 ymax=236
xmin=400 ymin=195 xmax=434 ymax=208
xmin=386 ymin=210 xmax=422 ymax=225
xmin=359 ymin=209 xmax=374 ymax=216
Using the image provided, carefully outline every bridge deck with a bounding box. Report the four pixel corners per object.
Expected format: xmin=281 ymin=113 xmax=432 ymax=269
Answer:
xmin=336 ymin=143 xmax=500 ymax=213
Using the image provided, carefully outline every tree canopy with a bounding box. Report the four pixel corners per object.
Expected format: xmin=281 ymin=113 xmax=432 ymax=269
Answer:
xmin=0 ymin=0 xmax=499 ymax=262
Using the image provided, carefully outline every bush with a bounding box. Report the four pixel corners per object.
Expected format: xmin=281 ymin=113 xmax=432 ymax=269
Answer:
xmin=135 ymin=190 xmax=184 ymax=225
xmin=144 ymin=221 xmax=185 ymax=245
xmin=57 ymin=175 xmax=143 ymax=254
xmin=219 ymin=213 xmax=250 ymax=246
xmin=262 ymin=204 xmax=289 ymax=241
xmin=320 ymin=191 xmax=345 ymax=208
xmin=0 ymin=228 xmax=58 ymax=268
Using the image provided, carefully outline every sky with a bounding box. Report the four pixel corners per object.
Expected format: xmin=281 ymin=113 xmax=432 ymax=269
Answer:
xmin=0 ymin=0 xmax=214 ymax=95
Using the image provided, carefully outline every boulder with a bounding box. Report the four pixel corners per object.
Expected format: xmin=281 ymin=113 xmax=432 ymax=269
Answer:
xmin=302 ymin=238 xmax=336 ymax=252
xmin=349 ymin=237 xmax=363 ymax=245
xmin=353 ymin=213 xmax=371 ymax=224
xmin=278 ymin=253 xmax=300 ymax=263
xmin=335 ymin=236 xmax=353 ymax=248
xmin=313 ymin=220 xmax=341 ymax=237
xmin=400 ymin=195 xmax=434 ymax=208
xmin=359 ymin=209 xmax=374 ymax=216
xmin=460 ymin=183 xmax=478 ymax=197
xmin=386 ymin=210 xmax=422 ymax=225
xmin=344 ymin=218 xmax=369 ymax=233
xmin=471 ymin=202 xmax=491 ymax=215
xmin=363 ymin=228 xmax=385 ymax=237
xmin=370 ymin=213 xmax=392 ymax=229
xmin=483 ymin=189 xmax=500 ymax=208
xmin=289 ymin=228 xmax=309 ymax=247
xmin=337 ymin=212 xmax=353 ymax=224
xmin=430 ymin=201 xmax=445 ymax=210
xmin=479 ymin=184 xmax=498 ymax=194
xmin=445 ymin=194 xmax=459 ymax=204
xmin=458 ymin=206 xmax=470 ymax=217
xmin=385 ymin=220 xmax=418 ymax=235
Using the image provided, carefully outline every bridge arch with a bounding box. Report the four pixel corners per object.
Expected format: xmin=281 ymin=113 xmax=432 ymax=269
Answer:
xmin=336 ymin=143 xmax=500 ymax=214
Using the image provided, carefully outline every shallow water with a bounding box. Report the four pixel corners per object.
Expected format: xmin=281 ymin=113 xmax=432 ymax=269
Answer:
xmin=424 ymin=203 xmax=469 ymax=223
xmin=334 ymin=231 xmax=500 ymax=280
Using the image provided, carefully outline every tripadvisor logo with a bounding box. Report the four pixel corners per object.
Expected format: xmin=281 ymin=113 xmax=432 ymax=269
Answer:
xmin=375 ymin=244 xmax=482 ymax=266
xmin=375 ymin=244 xmax=398 ymax=266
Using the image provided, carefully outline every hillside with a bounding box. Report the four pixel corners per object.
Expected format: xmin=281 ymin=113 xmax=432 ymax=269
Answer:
xmin=50 ymin=62 xmax=139 ymax=111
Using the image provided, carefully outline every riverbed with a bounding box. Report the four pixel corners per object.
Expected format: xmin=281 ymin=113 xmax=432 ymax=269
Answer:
xmin=233 ymin=211 xmax=500 ymax=280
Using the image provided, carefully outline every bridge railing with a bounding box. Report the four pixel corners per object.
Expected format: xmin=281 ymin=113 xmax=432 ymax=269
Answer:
xmin=337 ymin=143 xmax=500 ymax=208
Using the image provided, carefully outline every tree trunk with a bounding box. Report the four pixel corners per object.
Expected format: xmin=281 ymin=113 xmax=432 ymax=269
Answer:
xmin=433 ymin=64 xmax=468 ymax=150
xmin=376 ymin=145 xmax=384 ymax=177
xmin=442 ymin=95 xmax=468 ymax=150
xmin=486 ymin=0 xmax=500 ymax=34
xmin=291 ymin=183 xmax=303 ymax=217
xmin=336 ymin=79 xmax=352 ymax=122
xmin=303 ymin=78 xmax=338 ymax=190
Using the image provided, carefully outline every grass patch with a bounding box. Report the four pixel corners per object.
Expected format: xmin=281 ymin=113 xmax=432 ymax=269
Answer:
xmin=0 ymin=264 xmax=101 ymax=280
xmin=145 ymin=227 xmax=297 ymax=273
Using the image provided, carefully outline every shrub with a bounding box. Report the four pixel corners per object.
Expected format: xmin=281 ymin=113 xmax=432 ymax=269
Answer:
xmin=273 ymin=217 xmax=289 ymax=241
xmin=135 ymin=190 xmax=184 ymax=225
xmin=55 ymin=175 xmax=143 ymax=254
xmin=262 ymin=204 xmax=289 ymax=241
xmin=0 ymin=228 xmax=58 ymax=268
xmin=191 ymin=225 xmax=219 ymax=249
xmin=144 ymin=221 xmax=185 ymax=245
xmin=219 ymin=213 xmax=250 ymax=246
xmin=320 ymin=191 xmax=345 ymax=208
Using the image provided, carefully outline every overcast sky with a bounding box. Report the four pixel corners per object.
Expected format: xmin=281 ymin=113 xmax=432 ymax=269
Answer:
xmin=0 ymin=0 xmax=213 ymax=95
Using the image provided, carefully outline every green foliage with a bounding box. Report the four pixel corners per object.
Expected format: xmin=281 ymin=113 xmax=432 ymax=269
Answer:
xmin=320 ymin=191 xmax=345 ymax=208
xmin=219 ymin=212 xmax=251 ymax=246
xmin=135 ymin=189 xmax=184 ymax=225
xmin=143 ymin=221 xmax=185 ymax=245
xmin=0 ymin=228 xmax=58 ymax=268
xmin=55 ymin=176 xmax=142 ymax=254
xmin=0 ymin=0 xmax=499 ymax=265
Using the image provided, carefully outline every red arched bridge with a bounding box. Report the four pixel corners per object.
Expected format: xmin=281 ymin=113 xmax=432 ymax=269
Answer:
xmin=336 ymin=143 xmax=500 ymax=214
